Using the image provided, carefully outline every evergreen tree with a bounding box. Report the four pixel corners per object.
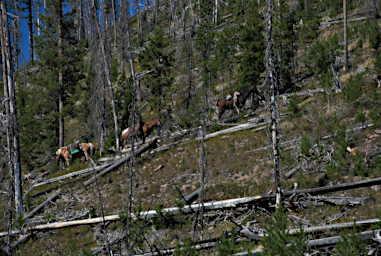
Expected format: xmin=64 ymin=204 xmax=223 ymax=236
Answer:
xmin=18 ymin=0 xmax=86 ymax=168
xmin=235 ymin=1 xmax=265 ymax=96
xmin=138 ymin=26 xmax=174 ymax=121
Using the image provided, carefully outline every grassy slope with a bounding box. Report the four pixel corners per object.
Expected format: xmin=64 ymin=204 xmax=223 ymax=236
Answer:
xmin=13 ymin=13 xmax=381 ymax=256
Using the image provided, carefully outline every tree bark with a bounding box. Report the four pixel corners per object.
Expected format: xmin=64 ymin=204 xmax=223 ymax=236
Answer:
xmin=27 ymin=0 xmax=34 ymax=62
xmin=343 ymin=0 xmax=348 ymax=71
xmin=91 ymin=0 xmax=120 ymax=150
xmin=265 ymin=0 xmax=282 ymax=208
xmin=57 ymin=0 xmax=64 ymax=147
xmin=0 ymin=1 xmax=24 ymax=217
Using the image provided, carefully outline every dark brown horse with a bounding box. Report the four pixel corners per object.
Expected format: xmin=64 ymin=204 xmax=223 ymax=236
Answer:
xmin=216 ymin=91 xmax=241 ymax=120
xmin=143 ymin=119 xmax=161 ymax=139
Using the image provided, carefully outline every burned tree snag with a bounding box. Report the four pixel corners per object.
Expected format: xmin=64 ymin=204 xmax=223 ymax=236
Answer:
xmin=0 ymin=1 xmax=24 ymax=217
xmin=265 ymin=0 xmax=282 ymax=208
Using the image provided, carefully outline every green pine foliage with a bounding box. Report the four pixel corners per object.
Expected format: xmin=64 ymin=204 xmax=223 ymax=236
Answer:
xmin=262 ymin=208 xmax=307 ymax=256
xmin=334 ymin=231 xmax=367 ymax=256
xmin=17 ymin=0 xmax=86 ymax=169
xmin=139 ymin=26 xmax=174 ymax=120
xmin=235 ymin=1 xmax=265 ymax=93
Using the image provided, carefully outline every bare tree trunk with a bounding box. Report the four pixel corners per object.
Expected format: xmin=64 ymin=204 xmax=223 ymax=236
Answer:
xmin=36 ymin=0 xmax=41 ymax=36
xmin=58 ymin=0 xmax=64 ymax=147
xmin=77 ymin=0 xmax=83 ymax=41
xmin=111 ymin=0 xmax=117 ymax=46
xmin=91 ymin=0 xmax=120 ymax=150
xmin=0 ymin=1 xmax=24 ymax=218
xmin=27 ymin=0 xmax=34 ymax=62
xmin=213 ymin=0 xmax=218 ymax=24
xmin=154 ymin=0 xmax=159 ymax=24
xmin=265 ymin=0 xmax=282 ymax=208
xmin=343 ymin=0 xmax=348 ymax=71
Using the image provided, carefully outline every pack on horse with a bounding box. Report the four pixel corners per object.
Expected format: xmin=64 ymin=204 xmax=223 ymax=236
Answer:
xmin=56 ymin=141 xmax=81 ymax=167
xmin=56 ymin=141 xmax=96 ymax=167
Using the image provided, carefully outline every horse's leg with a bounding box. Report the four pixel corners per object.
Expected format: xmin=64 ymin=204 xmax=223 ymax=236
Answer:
xmin=234 ymin=103 xmax=240 ymax=116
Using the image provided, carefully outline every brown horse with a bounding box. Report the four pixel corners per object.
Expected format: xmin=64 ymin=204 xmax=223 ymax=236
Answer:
xmin=143 ymin=119 xmax=161 ymax=140
xmin=120 ymin=120 xmax=145 ymax=146
xmin=216 ymin=91 xmax=241 ymax=120
xmin=79 ymin=142 xmax=96 ymax=161
xmin=56 ymin=141 xmax=95 ymax=167
xmin=56 ymin=146 xmax=71 ymax=167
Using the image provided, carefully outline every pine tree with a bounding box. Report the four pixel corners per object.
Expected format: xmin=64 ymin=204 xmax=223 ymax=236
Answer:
xmin=236 ymin=1 xmax=265 ymax=101
xmin=18 ymin=0 xmax=85 ymax=167
xmin=139 ymin=26 xmax=174 ymax=121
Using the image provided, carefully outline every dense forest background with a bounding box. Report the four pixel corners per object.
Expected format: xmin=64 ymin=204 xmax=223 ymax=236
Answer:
xmin=2 ymin=0 xmax=381 ymax=255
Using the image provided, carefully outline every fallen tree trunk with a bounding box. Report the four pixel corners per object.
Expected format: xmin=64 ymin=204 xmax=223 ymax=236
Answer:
xmin=2 ymin=175 xmax=381 ymax=237
xmin=197 ymin=120 xmax=270 ymax=141
xmin=83 ymin=137 xmax=158 ymax=186
xmin=29 ymin=162 xmax=112 ymax=190
xmin=299 ymin=196 xmax=373 ymax=207
xmin=307 ymin=229 xmax=381 ymax=247
xmin=288 ymin=218 xmax=381 ymax=235
xmin=24 ymin=189 xmax=62 ymax=220
xmin=236 ymin=229 xmax=381 ymax=255
xmin=320 ymin=16 xmax=371 ymax=28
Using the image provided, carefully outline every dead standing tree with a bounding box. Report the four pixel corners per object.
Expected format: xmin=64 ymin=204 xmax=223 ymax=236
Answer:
xmin=265 ymin=0 xmax=282 ymax=208
xmin=91 ymin=0 xmax=120 ymax=150
xmin=0 ymin=1 xmax=23 ymax=218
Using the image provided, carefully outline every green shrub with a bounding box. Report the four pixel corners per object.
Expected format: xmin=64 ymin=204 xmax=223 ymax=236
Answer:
xmin=343 ymin=73 xmax=364 ymax=103
xmin=216 ymin=235 xmax=238 ymax=255
xmin=334 ymin=231 xmax=367 ymax=256
xmin=262 ymin=208 xmax=307 ymax=256
xmin=300 ymin=135 xmax=313 ymax=157
xmin=173 ymin=239 xmax=200 ymax=256
xmin=305 ymin=35 xmax=339 ymax=75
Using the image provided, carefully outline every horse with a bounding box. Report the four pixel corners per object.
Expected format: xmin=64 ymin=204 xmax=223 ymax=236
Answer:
xmin=79 ymin=142 xmax=96 ymax=161
xmin=216 ymin=91 xmax=241 ymax=120
xmin=56 ymin=141 xmax=89 ymax=167
xmin=120 ymin=120 xmax=145 ymax=146
xmin=55 ymin=146 xmax=72 ymax=167
xmin=143 ymin=119 xmax=161 ymax=140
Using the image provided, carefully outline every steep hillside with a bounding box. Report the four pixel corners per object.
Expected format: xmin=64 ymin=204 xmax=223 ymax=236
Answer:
xmin=2 ymin=0 xmax=381 ymax=255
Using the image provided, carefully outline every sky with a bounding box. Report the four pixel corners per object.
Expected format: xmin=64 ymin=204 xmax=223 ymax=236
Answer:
xmin=15 ymin=0 xmax=147 ymax=65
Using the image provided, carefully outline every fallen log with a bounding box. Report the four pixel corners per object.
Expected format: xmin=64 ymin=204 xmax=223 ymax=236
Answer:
xmin=307 ymin=229 xmax=381 ymax=247
xmin=320 ymin=16 xmax=371 ymax=28
xmin=24 ymin=189 xmax=62 ymax=220
xmin=299 ymin=196 xmax=374 ymax=207
xmin=197 ymin=120 xmax=270 ymax=141
xmin=29 ymin=162 xmax=112 ymax=190
xmin=3 ymin=175 xmax=381 ymax=237
xmin=288 ymin=218 xmax=381 ymax=235
xmin=235 ymin=229 xmax=381 ymax=255
xmin=83 ymin=137 xmax=158 ymax=186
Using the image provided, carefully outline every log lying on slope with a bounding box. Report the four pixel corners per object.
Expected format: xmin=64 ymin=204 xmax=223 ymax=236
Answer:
xmin=2 ymin=175 xmax=381 ymax=237
xmin=196 ymin=120 xmax=271 ymax=141
xmin=83 ymin=137 xmax=158 ymax=186
xmin=29 ymin=162 xmax=112 ymax=190
xmin=235 ymin=229 xmax=381 ymax=256
xmin=23 ymin=189 xmax=62 ymax=220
